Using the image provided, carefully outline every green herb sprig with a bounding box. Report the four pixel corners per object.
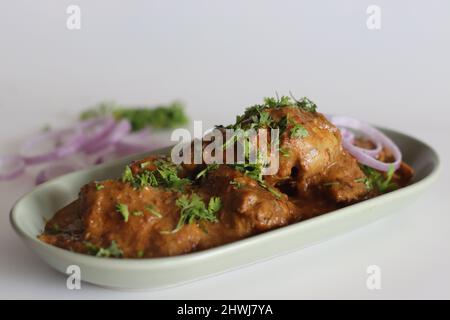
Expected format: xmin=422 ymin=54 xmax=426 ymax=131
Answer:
xmin=359 ymin=165 xmax=398 ymax=193
xmin=121 ymin=159 xmax=190 ymax=191
xmin=85 ymin=240 xmax=123 ymax=258
xmin=80 ymin=101 xmax=189 ymax=131
xmin=116 ymin=203 xmax=130 ymax=222
xmin=162 ymin=194 xmax=221 ymax=234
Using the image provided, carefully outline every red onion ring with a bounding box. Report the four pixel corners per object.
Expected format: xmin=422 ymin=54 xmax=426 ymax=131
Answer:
xmin=328 ymin=115 xmax=402 ymax=172
xmin=83 ymin=119 xmax=131 ymax=154
xmin=79 ymin=117 xmax=118 ymax=154
xmin=5 ymin=116 xmax=165 ymax=182
xmin=340 ymin=128 xmax=355 ymax=143
xmin=115 ymin=128 xmax=163 ymax=156
xmin=35 ymin=163 xmax=83 ymax=185
xmin=0 ymin=154 xmax=26 ymax=180
xmin=20 ymin=128 xmax=85 ymax=165
xmin=339 ymin=126 xmax=382 ymax=157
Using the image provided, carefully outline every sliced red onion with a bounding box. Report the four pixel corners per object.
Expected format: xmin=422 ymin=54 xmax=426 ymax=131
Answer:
xmin=20 ymin=128 xmax=85 ymax=165
xmin=92 ymin=146 xmax=119 ymax=165
xmin=83 ymin=119 xmax=131 ymax=154
xmin=78 ymin=117 xmax=116 ymax=152
xmin=328 ymin=115 xmax=402 ymax=172
xmin=340 ymin=128 xmax=355 ymax=143
xmin=115 ymin=128 xmax=163 ymax=156
xmin=338 ymin=126 xmax=382 ymax=157
xmin=0 ymin=154 xmax=26 ymax=180
xmin=35 ymin=163 xmax=83 ymax=185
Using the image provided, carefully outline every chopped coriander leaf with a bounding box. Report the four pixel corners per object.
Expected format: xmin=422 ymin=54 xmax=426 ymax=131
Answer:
xmin=258 ymin=111 xmax=273 ymax=127
xmin=279 ymin=147 xmax=290 ymax=157
xmin=360 ymin=177 xmax=373 ymax=190
xmin=379 ymin=165 xmax=397 ymax=192
xmin=137 ymin=250 xmax=144 ymax=258
xmin=95 ymin=183 xmax=104 ymax=191
xmin=277 ymin=116 xmax=289 ymax=135
xmin=292 ymin=96 xmax=317 ymax=113
xmin=85 ymin=240 xmax=123 ymax=258
xmin=47 ymin=223 xmax=60 ymax=234
xmin=121 ymin=166 xmax=133 ymax=183
xmin=227 ymin=94 xmax=318 ymax=131
xmin=81 ymin=101 xmax=189 ymax=131
xmin=80 ymin=101 xmax=115 ymax=120
xmin=140 ymin=161 xmax=150 ymax=169
xmin=207 ymin=196 xmax=222 ymax=213
xmin=121 ymin=159 xmax=190 ymax=191
xmin=266 ymin=186 xmax=282 ymax=199
xmin=145 ymin=204 xmax=162 ymax=218
xmin=116 ymin=203 xmax=130 ymax=222
xmin=264 ymin=96 xmax=292 ymax=108
xmin=222 ymin=128 xmax=247 ymax=149
xmin=360 ymin=165 xmax=398 ymax=193
xmin=84 ymin=242 xmax=99 ymax=255
xmin=196 ymin=163 xmax=219 ymax=180
xmin=114 ymin=103 xmax=188 ymax=131
xmin=133 ymin=170 xmax=159 ymax=189
xmin=132 ymin=211 xmax=143 ymax=217
xmin=171 ymin=194 xmax=221 ymax=233
xmin=290 ymin=124 xmax=309 ymax=139
xmin=96 ymin=241 xmax=123 ymax=258
xmin=154 ymin=159 xmax=191 ymax=191
xmin=230 ymin=180 xmax=244 ymax=189
xmin=230 ymin=162 xmax=264 ymax=183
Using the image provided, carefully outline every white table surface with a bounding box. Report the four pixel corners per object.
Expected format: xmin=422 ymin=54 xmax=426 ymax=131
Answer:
xmin=1 ymin=0 xmax=449 ymax=299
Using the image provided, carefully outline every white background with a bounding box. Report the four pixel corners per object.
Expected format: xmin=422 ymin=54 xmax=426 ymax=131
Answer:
xmin=0 ymin=0 xmax=449 ymax=299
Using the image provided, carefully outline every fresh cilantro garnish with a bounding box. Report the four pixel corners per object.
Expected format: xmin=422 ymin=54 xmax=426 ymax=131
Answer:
xmin=227 ymin=94 xmax=317 ymax=131
xmin=257 ymin=111 xmax=273 ymax=127
xmin=47 ymin=223 xmax=60 ymax=234
xmin=230 ymin=162 xmax=264 ymax=183
xmin=266 ymin=186 xmax=282 ymax=199
xmin=132 ymin=211 xmax=143 ymax=217
xmin=140 ymin=161 xmax=150 ymax=169
xmin=263 ymin=95 xmax=292 ymax=108
xmin=277 ymin=116 xmax=289 ymax=135
xmin=196 ymin=163 xmax=219 ymax=180
xmin=291 ymin=95 xmax=317 ymax=112
xmin=230 ymin=179 xmax=244 ymax=189
xmin=279 ymin=147 xmax=290 ymax=157
xmin=95 ymin=183 xmax=104 ymax=191
xmin=121 ymin=166 xmax=134 ymax=183
xmin=85 ymin=240 xmax=123 ymax=258
xmin=290 ymin=124 xmax=309 ymax=139
xmin=96 ymin=241 xmax=123 ymax=258
xmin=359 ymin=165 xmax=398 ymax=193
xmin=80 ymin=102 xmax=189 ymax=131
xmin=207 ymin=196 xmax=222 ymax=213
xmin=116 ymin=203 xmax=130 ymax=222
xmin=230 ymin=163 xmax=281 ymax=199
xmin=153 ymin=159 xmax=191 ymax=191
xmin=121 ymin=159 xmax=190 ymax=191
xmin=137 ymin=250 xmax=144 ymax=258
xmin=136 ymin=170 xmax=159 ymax=188
xmin=145 ymin=204 xmax=162 ymax=218
xmin=164 ymin=194 xmax=221 ymax=233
